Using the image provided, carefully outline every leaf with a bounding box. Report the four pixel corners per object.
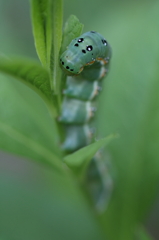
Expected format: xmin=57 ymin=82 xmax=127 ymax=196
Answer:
xmin=60 ymin=15 xmax=84 ymax=54
xmin=49 ymin=0 xmax=63 ymax=93
xmin=0 ymin=57 xmax=50 ymax=98
xmin=0 ymin=160 xmax=105 ymax=240
xmin=0 ymin=1 xmax=63 ymax=172
xmin=0 ymin=71 xmax=64 ymax=173
xmin=30 ymin=0 xmax=48 ymax=67
xmin=30 ymin=0 xmax=63 ymax=95
xmin=64 ymin=134 xmax=116 ymax=171
xmin=0 ymin=121 xmax=63 ymax=172
xmin=136 ymin=227 xmax=153 ymax=240
xmin=0 ymin=57 xmax=59 ymax=117
xmin=95 ymin=1 xmax=159 ymax=239
xmin=0 ymin=56 xmax=63 ymax=170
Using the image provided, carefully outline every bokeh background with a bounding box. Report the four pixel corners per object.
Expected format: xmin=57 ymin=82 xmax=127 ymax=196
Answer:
xmin=0 ymin=0 xmax=159 ymax=239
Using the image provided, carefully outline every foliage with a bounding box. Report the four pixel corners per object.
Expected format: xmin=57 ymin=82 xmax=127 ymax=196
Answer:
xmin=0 ymin=0 xmax=159 ymax=240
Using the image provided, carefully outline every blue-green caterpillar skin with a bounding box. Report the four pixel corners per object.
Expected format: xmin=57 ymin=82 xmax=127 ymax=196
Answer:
xmin=60 ymin=31 xmax=111 ymax=75
xmin=62 ymin=124 xmax=91 ymax=152
xmin=59 ymin=31 xmax=113 ymax=211
xmin=59 ymin=98 xmax=94 ymax=124
xmin=64 ymin=75 xmax=99 ymax=101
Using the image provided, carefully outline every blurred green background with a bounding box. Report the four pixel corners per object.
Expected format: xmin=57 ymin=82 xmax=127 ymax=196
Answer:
xmin=0 ymin=0 xmax=159 ymax=239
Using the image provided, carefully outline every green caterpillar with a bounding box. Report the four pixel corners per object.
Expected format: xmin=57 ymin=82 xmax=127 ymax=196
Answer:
xmin=59 ymin=31 xmax=113 ymax=211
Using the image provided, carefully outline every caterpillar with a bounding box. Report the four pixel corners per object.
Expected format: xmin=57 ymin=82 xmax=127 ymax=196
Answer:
xmin=59 ymin=31 xmax=113 ymax=211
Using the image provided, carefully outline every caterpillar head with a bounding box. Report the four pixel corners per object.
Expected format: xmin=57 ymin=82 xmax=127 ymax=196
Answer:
xmin=60 ymin=35 xmax=95 ymax=75
xmin=60 ymin=31 xmax=110 ymax=75
xmin=60 ymin=51 xmax=83 ymax=75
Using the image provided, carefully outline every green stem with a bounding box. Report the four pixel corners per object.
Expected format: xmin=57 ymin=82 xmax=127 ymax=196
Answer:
xmin=47 ymin=96 xmax=65 ymax=153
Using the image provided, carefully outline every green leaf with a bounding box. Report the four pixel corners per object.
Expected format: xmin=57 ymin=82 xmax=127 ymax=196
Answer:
xmin=60 ymin=15 xmax=84 ymax=54
xmin=136 ymin=227 xmax=153 ymax=240
xmin=0 ymin=72 xmax=63 ymax=172
xmin=49 ymin=0 xmax=63 ymax=93
xmin=0 ymin=162 xmax=105 ymax=240
xmin=64 ymin=134 xmax=116 ymax=172
xmin=30 ymin=0 xmax=63 ymax=95
xmin=0 ymin=120 xmax=63 ymax=172
xmin=30 ymin=0 xmax=48 ymax=67
xmin=0 ymin=57 xmax=51 ymax=99
xmin=0 ymin=56 xmax=64 ymax=171
xmin=95 ymin=1 xmax=159 ymax=239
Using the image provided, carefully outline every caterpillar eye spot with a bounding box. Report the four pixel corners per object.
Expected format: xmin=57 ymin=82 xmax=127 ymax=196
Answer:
xmin=102 ymin=39 xmax=107 ymax=46
xmin=86 ymin=45 xmax=93 ymax=51
xmin=74 ymin=43 xmax=79 ymax=47
xmin=78 ymin=38 xmax=84 ymax=43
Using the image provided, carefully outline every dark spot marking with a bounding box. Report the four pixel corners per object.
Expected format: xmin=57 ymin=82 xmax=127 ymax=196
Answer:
xmin=70 ymin=69 xmax=74 ymax=71
xmin=82 ymin=49 xmax=86 ymax=53
xmin=86 ymin=45 xmax=93 ymax=51
xmin=90 ymin=31 xmax=96 ymax=33
xmin=62 ymin=61 xmax=64 ymax=65
xmin=74 ymin=43 xmax=79 ymax=47
xmin=102 ymin=39 xmax=107 ymax=46
xmin=78 ymin=38 xmax=84 ymax=43
xmin=66 ymin=66 xmax=69 ymax=69
xmin=92 ymin=53 xmax=93 ymax=55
